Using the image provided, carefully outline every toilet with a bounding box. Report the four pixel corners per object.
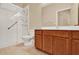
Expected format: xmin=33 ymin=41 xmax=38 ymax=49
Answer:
xmin=22 ymin=30 xmax=34 ymax=47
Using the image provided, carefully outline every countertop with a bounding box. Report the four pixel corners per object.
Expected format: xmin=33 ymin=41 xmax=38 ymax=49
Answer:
xmin=36 ymin=26 xmax=79 ymax=30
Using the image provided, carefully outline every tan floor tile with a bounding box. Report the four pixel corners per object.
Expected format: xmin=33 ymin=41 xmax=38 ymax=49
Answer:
xmin=0 ymin=43 xmax=47 ymax=55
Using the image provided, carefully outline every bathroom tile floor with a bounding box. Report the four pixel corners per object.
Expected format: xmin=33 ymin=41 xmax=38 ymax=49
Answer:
xmin=0 ymin=43 xmax=47 ymax=55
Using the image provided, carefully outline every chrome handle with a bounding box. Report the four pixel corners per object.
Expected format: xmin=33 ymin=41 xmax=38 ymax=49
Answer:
xmin=8 ymin=22 xmax=17 ymax=30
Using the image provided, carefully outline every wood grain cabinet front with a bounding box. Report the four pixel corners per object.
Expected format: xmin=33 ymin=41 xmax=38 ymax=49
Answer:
xmin=35 ymin=30 xmax=79 ymax=55
xmin=43 ymin=35 xmax=53 ymax=54
xmin=71 ymin=31 xmax=79 ymax=55
xmin=72 ymin=31 xmax=79 ymax=39
xmin=53 ymin=37 xmax=71 ymax=55
xmin=35 ymin=35 xmax=42 ymax=49
xmin=35 ymin=30 xmax=43 ymax=50
xmin=72 ymin=39 xmax=79 ymax=55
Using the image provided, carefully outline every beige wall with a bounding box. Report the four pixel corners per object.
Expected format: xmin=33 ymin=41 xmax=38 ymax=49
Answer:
xmin=71 ymin=4 xmax=78 ymax=25
xmin=42 ymin=3 xmax=78 ymax=26
xmin=29 ymin=4 xmax=42 ymax=30
xmin=14 ymin=3 xmax=42 ymax=30
xmin=14 ymin=3 xmax=78 ymax=29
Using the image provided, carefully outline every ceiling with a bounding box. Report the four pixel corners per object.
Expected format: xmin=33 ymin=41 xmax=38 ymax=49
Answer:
xmin=13 ymin=3 xmax=28 ymax=8
xmin=13 ymin=3 xmax=52 ymax=8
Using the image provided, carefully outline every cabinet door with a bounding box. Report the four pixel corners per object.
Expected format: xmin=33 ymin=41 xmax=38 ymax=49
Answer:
xmin=53 ymin=37 xmax=71 ymax=55
xmin=72 ymin=39 xmax=79 ymax=55
xmin=35 ymin=34 xmax=42 ymax=50
xmin=43 ymin=35 xmax=53 ymax=54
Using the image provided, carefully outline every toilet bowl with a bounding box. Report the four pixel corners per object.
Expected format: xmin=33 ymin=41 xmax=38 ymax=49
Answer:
xmin=22 ymin=30 xmax=34 ymax=47
xmin=22 ymin=35 xmax=34 ymax=47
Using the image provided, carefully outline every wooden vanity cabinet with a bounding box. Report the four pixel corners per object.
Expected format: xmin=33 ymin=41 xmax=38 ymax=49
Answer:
xmin=35 ymin=30 xmax=79 ymax=55
xmin=72 ymin=39 xmax=79 ymax=55
xmin=72 ymin=31 xmax=79 ymax=55
xmin=43 ymin=35 xmax=53 ymax=54
xmin=52 ymin=31 xmax=71 ymax=55
xmin=53 ymin=37 xmax=71 ymax=55
xmin=35 ymin=30 xmax=43 ymax=50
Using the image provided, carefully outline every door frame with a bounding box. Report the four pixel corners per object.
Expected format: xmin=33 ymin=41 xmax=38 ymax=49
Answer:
xmin=24 ymin=5 xmax=30 ymax=35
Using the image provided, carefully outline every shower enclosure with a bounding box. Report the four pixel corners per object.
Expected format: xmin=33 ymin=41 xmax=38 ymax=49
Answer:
xmin=0 ymin=3 xmax=28 ymax=48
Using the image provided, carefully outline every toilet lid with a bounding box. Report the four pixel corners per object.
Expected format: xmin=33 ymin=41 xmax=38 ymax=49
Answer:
xmin=23 ymin=35 xmax=34 ymax=38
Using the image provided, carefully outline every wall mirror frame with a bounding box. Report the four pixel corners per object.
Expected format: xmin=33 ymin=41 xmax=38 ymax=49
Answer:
xmin=56 ymin=8 xmax=71 ymax=26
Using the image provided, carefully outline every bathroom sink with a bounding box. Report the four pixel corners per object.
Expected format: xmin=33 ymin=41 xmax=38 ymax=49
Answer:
xmin=41 ymin=26 xmax=57 ymax=29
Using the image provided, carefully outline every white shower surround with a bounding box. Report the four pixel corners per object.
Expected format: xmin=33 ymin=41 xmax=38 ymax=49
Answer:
xmin=0 ymin=3 xmax=23 ymax=12
xmin=0 ymin=3 xmax=26 ymax=48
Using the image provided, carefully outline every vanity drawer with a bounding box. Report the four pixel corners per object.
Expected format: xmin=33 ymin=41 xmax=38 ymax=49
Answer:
xmin=72 ymin=31 xmax=79 ymax=39
xmin=35 ymin=30 xmax=42 ymax=35
xmin=43 ymin=30 xmax=54 ymax=35
xmin=53 ymin=30 xmax=70 ymax=38
xmin=43 ymin=30 xmax=70 ymax=38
